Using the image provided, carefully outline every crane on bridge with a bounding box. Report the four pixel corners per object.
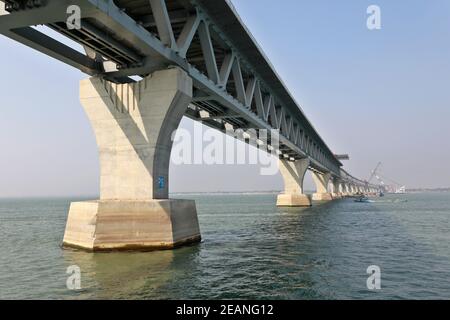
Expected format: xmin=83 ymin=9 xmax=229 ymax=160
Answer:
xmin=368 ymin=162 xmax=382 ymax=184
xmin=368 ymin=162 xmax=406 ymax=194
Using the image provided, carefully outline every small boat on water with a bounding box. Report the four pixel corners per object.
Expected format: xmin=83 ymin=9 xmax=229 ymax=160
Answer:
xmin=354 ymin=197 xmax=372 ymax=203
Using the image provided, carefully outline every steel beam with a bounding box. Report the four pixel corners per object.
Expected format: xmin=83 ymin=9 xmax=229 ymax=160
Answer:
xmin=0 ymin=0 xmax=367 ymax=180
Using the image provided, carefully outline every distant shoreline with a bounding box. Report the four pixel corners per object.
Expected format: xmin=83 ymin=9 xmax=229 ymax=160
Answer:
xmin=1 ymin=189 xmax=450 ymax=199
xmin=406 ymin=188 xmax=450 ymax=193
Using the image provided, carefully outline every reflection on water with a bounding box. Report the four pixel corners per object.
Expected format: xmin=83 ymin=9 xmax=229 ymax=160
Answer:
xmin=62 ymin=249 xmax=177 ymax=299
xmin=0 ymin=193 xmax=449 ymax=299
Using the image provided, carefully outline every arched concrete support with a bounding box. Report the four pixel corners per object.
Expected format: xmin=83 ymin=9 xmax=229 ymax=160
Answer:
xmin=277 ymin=158 xmax=312 ymax=207
xmin=347 ymin=184 xmax=353 ymax=195
xmin=312 ymin=171 xmax=333 ymax=201
xmin=341 ymin=183 xmax=349 ymax=196
xmin=349 ymin=184 xmax=355 ymax=195
xmin=332 ymin=179 xmax=342 ymax=199
xmin=63 ymin=67 xmax=201 ymax=251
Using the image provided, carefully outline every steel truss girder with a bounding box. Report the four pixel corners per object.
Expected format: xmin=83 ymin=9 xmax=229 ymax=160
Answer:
xmin=0 ymin=0 xmax=372 ymax=182
xmin=0 ymin=0 xmax=101 ymax=75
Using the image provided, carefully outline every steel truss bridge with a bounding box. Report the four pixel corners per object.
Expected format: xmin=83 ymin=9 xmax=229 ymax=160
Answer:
xmin=0 ymin=0 xmax=377 ymax=190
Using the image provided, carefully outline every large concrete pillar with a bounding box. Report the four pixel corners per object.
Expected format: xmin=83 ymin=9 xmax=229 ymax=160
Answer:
xmin=312 ymin=171 xmax=333 ymax=201
xmin=346 ymin=184 xmax=352 ymax=196
xmin=277 ymin=158 xmax=312 ymax=207
xmin=348 ymin=184 xmax=354 ymax=195
xmin=332 ymin=179 xmax=342 ymax=199
xmin=341 ymin=183 xmax=348 ymax=196
xmin=63 ymin=67 xmax=201 ymax=251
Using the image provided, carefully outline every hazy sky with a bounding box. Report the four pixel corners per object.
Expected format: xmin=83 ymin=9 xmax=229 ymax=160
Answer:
xmin=1 ymin=0 xmax=450 ymax=197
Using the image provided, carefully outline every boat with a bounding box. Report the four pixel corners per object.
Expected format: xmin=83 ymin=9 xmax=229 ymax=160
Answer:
xmin=354 ymin=197 xmax=372 ymax=203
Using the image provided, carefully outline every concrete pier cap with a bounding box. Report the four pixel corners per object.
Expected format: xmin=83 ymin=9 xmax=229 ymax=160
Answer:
xmin=63 ymin=67 xmax=201 ymax=251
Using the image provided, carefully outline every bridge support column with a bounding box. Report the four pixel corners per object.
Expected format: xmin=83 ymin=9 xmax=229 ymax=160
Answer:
xmin=346 ymin=184 xmax=352 ymax=196
xmin=341 ymin=183 xmax=348 ymax=196
xmin=332 ymin=179 xmax=342 ymax=199
xmin=277 ymin=158 xmax=312 ymax=207
xmin=63 ymin=67 xmax=201 ymax=251
xmin=312 ymin=172 xmax=333 ymax=201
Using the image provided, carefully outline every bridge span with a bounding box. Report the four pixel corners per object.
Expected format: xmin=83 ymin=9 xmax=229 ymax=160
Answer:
xmin=0 ymin=0 xmax=379 ymax=251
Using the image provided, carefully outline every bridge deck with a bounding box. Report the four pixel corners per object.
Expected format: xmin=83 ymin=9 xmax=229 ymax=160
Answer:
xmin=0 ymin=0 xmax=376 ymax=188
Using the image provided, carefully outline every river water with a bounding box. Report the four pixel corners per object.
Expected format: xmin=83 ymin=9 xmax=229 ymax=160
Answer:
xmin=0 ymin=193 xmax=449 ymax=299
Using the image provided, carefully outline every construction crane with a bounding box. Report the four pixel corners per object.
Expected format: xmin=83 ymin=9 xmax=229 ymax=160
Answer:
xmin=368 ymin=162 xmax=386 ymax=195
xmin=368 ymin=162 xmax=382 ymax=184
xmin=368 ymin=162 xmax=406 ymax=194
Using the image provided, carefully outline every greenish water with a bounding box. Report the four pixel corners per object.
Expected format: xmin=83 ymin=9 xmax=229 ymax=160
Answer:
xmin=0 ymin=193 xmax=449 ymax=299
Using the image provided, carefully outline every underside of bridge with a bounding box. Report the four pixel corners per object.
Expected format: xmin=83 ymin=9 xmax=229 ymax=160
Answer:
xmin=0 ymin=0 xmax=378 ymax=251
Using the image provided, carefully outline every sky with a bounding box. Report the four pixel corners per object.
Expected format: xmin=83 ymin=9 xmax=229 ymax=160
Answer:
xmin=1 ymin=0 xmax=450 ymax=197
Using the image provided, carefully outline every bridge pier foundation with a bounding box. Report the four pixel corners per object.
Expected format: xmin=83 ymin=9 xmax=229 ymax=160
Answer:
xmin=63 ymin=67 xmax=201 ymax=251
xmin=312 ymin=172 xmax=333 ymax=201
xmin=277 ymin=159 xmax=312 ymax=207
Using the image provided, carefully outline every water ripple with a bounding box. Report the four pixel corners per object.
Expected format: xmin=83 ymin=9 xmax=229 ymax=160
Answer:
xmin=0 ymin=193 xmax=449 ymax=299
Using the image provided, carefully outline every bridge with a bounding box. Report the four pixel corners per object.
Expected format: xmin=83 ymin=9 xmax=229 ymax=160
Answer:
xmin=0 ymin=0 xmax=379 ymax=251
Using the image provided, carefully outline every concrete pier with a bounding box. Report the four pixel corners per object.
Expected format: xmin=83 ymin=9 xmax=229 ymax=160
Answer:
xmin=331 ymin=179 xmax=343 ymax=199
xmin=311 ymin=172 xmax=333 ymax=201
xmin=63 ymin=67 xmax=201 ymax=251
xmin=277 ymin=159 xmax=312 ymax=207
